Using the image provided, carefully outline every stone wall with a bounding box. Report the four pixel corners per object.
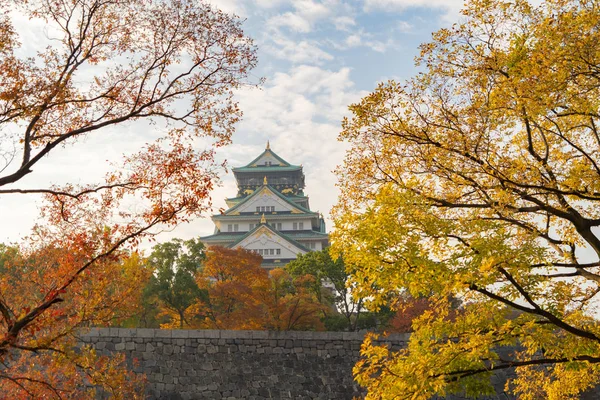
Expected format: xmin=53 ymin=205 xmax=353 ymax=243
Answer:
xmin=81 ymin=328 xmax=408 ymax=399
xmin=85 ymin=328 xmax=597 ymax=400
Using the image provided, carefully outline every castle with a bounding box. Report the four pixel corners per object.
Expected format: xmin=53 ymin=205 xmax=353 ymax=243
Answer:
xmin=200 ymin=143 xmax=329 ymax=268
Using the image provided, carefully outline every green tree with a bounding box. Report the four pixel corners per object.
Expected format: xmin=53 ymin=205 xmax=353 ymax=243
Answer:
xmin=143 ymin=238 xmax=206 ymax=328
xmin=333 ymin=0 xmax=600 ymax=398
xmin=286 ymin=249 xmax=365 ymax=331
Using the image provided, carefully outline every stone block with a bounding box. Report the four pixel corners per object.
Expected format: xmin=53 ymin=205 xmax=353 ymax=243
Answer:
xmin=84 ymin=328 xmax=101 ymax=337
xmin=115 ymin=342 xmax=125 ymax=351
xmin=163 ymin=344 xmax=174 ymax=355
xmin=136 ymin=328 xmax=155 ymax=338
xmin=155 ymin=329 xmax=172 ymax=338
xmin=187 ymin=330 xmax=205 ymax=338
xmin=203 ymin=330 xmax=221 ymax=339
xmin=251 ymin=330 xmax=269 ymax=339
xmin=172 ymin=330 xmax=189 ymax=339
xmin=220 ymin=330 xmax=241 ymax=339
xmin=98 ymin=328 xmax=112 ymax=337
xmin=206 ymin=345 xmax=218 ymax=354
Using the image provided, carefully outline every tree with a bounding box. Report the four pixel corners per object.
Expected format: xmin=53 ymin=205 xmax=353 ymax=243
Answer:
xmin=333 ymin=0 xmax=600 ymax=398
xmin=0 ymin=243 xmax=149 ymax=398
xmin=261 ymin=268 xmax=326 ymax=331
xmin=0 ymin=0 xmax=256 ymax=397
xmin=286 ymin=249 xmax=365 ymax=331
xmin=194 ymin=246 xmax=325 ymax=331
xmin=142 ymin=238 xmax=206 ymax=329
xmin=194 ymin=246 xmax=268 ymax=330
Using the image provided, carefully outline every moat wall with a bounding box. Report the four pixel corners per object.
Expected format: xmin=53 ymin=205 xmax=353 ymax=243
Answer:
xmin=81 ymin=328 xmax=406 ymax=399
xmin=81 ymin=328 xmax=546 ymax=400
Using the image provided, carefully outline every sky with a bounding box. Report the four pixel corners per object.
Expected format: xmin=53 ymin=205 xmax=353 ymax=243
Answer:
xmin=0 ymin=0 xmax=468 ymax=247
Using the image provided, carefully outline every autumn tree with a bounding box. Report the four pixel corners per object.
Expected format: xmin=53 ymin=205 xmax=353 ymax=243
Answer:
xmin=333 ymin=0 xmax=600 ymax=398
xmin=0 ymin=0 xmax=256 ymax=397
xmin=0 ymin=243 xmax=149 ymax=398
xmin=194 ymin=246 xmax=325 ymax=331
xmin=261 ymin=268 xmax=326 ymax=331
xmin=142 ymin=238 xmax=206 ymax=329
xmin=286 ymin=249 xmax=365 ymax=331
xmin=194 ymin=246 xmax=267 ymax=330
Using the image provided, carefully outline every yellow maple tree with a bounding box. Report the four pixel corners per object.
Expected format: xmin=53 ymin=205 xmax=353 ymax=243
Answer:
xmin=333 ymin=0 xmax=600 ymax=398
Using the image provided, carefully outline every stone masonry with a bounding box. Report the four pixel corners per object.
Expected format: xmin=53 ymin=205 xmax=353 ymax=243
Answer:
xmin=81 ymin=328 xmax=600 ymax=400
xmin=81 ymin=328 xmax=407 ymax=399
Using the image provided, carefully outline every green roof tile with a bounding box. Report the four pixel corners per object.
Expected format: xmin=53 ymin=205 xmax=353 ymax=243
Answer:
xmin=222 ymin=184 xmax=314 ymax=216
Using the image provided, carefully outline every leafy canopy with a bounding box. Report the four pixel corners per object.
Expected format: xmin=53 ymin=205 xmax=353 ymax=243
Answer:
xmin=0 ymin=243 xmax=149 ymax=398
xmin=0 ymin=0 xmax=256 ymax=397
xmin=333 ymin=0 xmax=600 ymax=398
xmin=194 ymin=246 xmax=325 ymax=331
xmin=286 ymin=249 xmax=365 ymax=331
xmin=143 ymin=238 xmax=206 ymax=329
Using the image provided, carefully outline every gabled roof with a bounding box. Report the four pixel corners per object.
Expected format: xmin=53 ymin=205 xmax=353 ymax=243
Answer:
xmin=232 ymin=144 xmax=301 ymax=173
xmin=199 ymin=229 xmax=329 ymax=244
xmin=222 ymin=184 xmax=314 ymax=216
xmin=228 ymin=223 xmax=311 ymax=253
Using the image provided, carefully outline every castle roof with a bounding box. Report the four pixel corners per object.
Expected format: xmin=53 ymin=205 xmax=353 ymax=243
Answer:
xmin=221 ymin=183 xmax=315 ymax=217
xmin=232 ymin=143 xmax=301 ymax=174
xmin=228 ymin=222 xmax=311 ymax=253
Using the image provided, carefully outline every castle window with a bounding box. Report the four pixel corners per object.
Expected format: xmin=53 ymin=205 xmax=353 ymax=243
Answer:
xmin=234 ymin=224 xmax=239 ymax=232
xmin=276 ymin=249 xmax=281 ymax=255
xmin=299 ymin=222 xmax=304 ymax=230
xmin=227 ymin=224 xmax=232 ymax=232
xmin=293 ymin=222 xmax=297 ymax=230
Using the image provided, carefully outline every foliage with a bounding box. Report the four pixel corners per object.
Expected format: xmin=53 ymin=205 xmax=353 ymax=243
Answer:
xmin=333 ymin=0 xmax=600 ymax=398
xmin=261 ymin=269 xmax=326 ymax=331
xmin=0 ymin=243 xmax=148 ymax=398
xmin=194 ymin=246 xmax=325 ymax=330
xmin=386 ymin=296 xmax=433 ymax=334
xmin=142 ymin=238 xmax=206 ymax=329
xmin=286 ymin=249 xmax=365 ymax=331
xmin=0 ymin=0 xmax=256 ymax=397
xmin=194 ymin=246 xmax=267 ymax=330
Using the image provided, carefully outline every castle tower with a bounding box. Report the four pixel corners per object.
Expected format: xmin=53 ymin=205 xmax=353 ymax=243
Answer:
xmin=200 ymin=143 xmax=329 ymax=269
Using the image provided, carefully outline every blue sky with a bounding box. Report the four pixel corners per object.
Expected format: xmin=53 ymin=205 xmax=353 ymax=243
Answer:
xmin=0 ymin=0 xmax=467 ymax=245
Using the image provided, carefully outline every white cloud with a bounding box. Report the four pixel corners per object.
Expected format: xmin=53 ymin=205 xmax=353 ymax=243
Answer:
xmin=207 ymin=0 xmax=247 ymax=16
xmin=253 ymin=0 xmax=287 ymax=8
xmin=264 ymin=36 xmax=334 ymax=64
xmin=328 ymin=29 xmax=396 ymax=53
xmin=268 ymin=12 xmax=313 ymax=33
xmin=292 ymin=0 xmax=332 ymax=22
xmin=363 ymin=0 xmax=466 ymax=21
xmin=266 ymin=0 xmax=345 ymax=33
xmin=396 ymin=20 xmax=413 ymax=33
xmin=333 ymin=16 xmax=356 ymax=31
